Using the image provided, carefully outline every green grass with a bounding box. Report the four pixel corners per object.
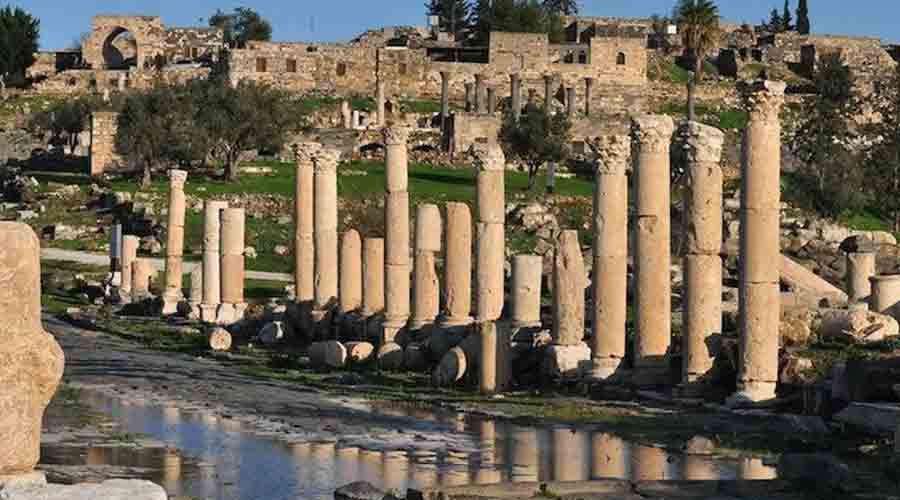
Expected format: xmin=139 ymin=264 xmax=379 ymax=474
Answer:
xmin=660 ymin=101 xmax=750 ymax=131
xmin=400 ymin=99 xmax=442 ymax=114
xmin=649 ymin=59 xmax=691 ymax=84
xmin=295 ymin=95 xmax=375 ymax=114
xmin=837 ymin=210 xmax=892 ymax=232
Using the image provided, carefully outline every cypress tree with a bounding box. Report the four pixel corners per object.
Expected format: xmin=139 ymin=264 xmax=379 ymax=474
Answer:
xmin=796 ymin=0 xmax=811 ymax=35
xmin=782 ymin=0 xmax=793 ymax=31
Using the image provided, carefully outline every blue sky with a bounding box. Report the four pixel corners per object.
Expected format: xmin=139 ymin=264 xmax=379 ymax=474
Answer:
xmin=14 ymin=0 xmax=900 ymax=50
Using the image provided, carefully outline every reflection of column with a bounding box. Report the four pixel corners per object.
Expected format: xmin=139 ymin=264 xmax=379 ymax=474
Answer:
xmin=440 ymin=202 xmax=472 ymax=332
xmin=383 ymin=450 xmax=408 ymax=492
xmin=340 ymin=229 xmax=363 ymax=315
xmin=163 ymin=170 xmax=188 ymax=314
xmin=358 ymin=448 xmax=383 ymax=485
xmin=591 ymin=135 xmax=630 ymax=379
xmin=631 ymin=115 xmax=675 ymax=386
xmin=683 ymin=455 xmax=719 ymax=480
xmin=441 ymin=450 xmax=470 ymax=486
xmin=682 ymin=122 xmax=725 ymax=394
xmin=294 ymin=143 xmax=320 ymax=334
xmin=411 ymin=204 xmax=442 ymax=332
xmin=847 ymin=252 xmax=876 ymax=304
xmin=631 ymin=445 xmax=667 ymax=481
xmin=312 ymin=149 xmax=341 ymax=334
xmin=733 ymin=81 xmax=786 ymax=404
xmin=161 ymin=450 xmax=182 ymax=495
xmin=510 ymin=427 xmax=539 ymax=482
xmin=551 ymin=427 xmax=587 ymax=481
xmin=591 ymin=433 xmax=627 ymax=479
xmin=473 ymin=143 xmax=506 ymax=322
xmin=383 ymin=127 xmax=411 ymax=343
xmin=201 ymin=200 xmax=227 ymax=322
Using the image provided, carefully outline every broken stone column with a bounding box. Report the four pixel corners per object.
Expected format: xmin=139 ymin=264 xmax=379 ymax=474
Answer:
xmin=590 ymin=135 xmax=630 ymax=380
xmin=201 ymin=200 xmax=228 ymax=322
xmin=120 ymin=235 xmax=139 ymax=298
xmin=631 ymin=114 xmax=675 ymax=386
xmin=847 ymin=252 xmax=876 ymax=304
xmin=733 ymin=81 xmax=787 ymax=404
xmin=543 ymin=74 xmax=554 ymax=112
xmin=475 ymin=74 xmax=486 ymax=114
xmin=188 ymin=267 xmax=202 ymax=319
xmin=566 ymin=87 xmax=576 ymax=119
xmin=351 ymin=110 xmax=360 ymax=129
xmin=219 ymin=208 xmax=246 ymax=323
xmin=440 ymin=71 xmax=451 ymax=131
xmin=681 ymin=122 xmax=725 ymax=394
xmin=487 ymin=87 xmax=496 ymax=114
xmin=341 ymin=100 xmax=352 ymax=129
xmin=585 ymin=77 xmax=594 ymax=117
xmin=362 ymin=238 xmax=385 ymax=319
xmin=440 ymin=202 xmax=472 ymax=332
xmin=411 ymin=204 xmax=442 ymax=332
xmin=312 ymin=148 xmax=341 ymax=334
xmin=465 ymin=82 xmax=474 ymax=112
xmin=0 ymin=223 xmax=64 ymax=476
xmin=511 ymin=73 xmax=522 ymax=121
xmin=162 ymin=169 xmax=188 ymax=315
xmin=553 ymin=230 xmax=585 ymax=346
xmin=132 ymin=259 xmax=153 ymax=300
xmin=294 ymin=143 xmax=320 ymax=333
xmin=479 ymin=321 xmax=498 ymax=394
xmin=870 ymin=275 xmax=900 ymax=319
xmin=376 ymin=80 xmax=386 ymax=127
xmin=383 ymin=126 xmax=411 ymax=343
xmin=473 ymin=143 xmax=505 ymax=322
xmin=511 ymin=255 xmax=543 ymax=329
xmin=340 ymin=229 xmax=363 ymax=315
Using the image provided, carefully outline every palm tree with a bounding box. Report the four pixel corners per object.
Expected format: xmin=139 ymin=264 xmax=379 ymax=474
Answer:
xmin=676 ymin=0 xmax=720 ymax=121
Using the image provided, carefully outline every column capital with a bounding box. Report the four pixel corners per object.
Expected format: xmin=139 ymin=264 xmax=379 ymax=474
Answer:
xmin=471 ymin=142 xmax=506 ymax=172
xmin=543 ymin=73 xmax=555 ymax=83
xmin=593 ymin=134 xmax=630 ymax=175
xmin=440 ymin=71 xmax=451 ymax=80
xmin=313 ymin=148 xmax=342 ymax=173
xmin=510 ymin=72 xmax=520 ymax=81
xmin=739 ymin=80 xmax=786 ymax=124
xmin=382 ymin=126 xmax=410 ymax=146
xmin=294 ymin=142 xmax=322 ymax=163
xmin=475 ymin=73 xmax=485 ymax=82
xmin=585 ymin=76 xmax=594 ymax=85
xmin=630 ymin=114 xmax=675 ymax=154
xmin=680 ymin=121 xmax=725 ymax=164
xmin=169 ymin=169 xmax=188 ymax=189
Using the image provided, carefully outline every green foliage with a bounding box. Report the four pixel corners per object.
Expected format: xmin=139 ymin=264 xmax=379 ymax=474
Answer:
xmin=863 ymin=63 xmax=900 ymax=232
xmin=209 ymin=7 xmax=272 ymax=48
xmin=676 ymin=0 xmax=720 ymax=119
xmin=28 ymin=96 xmax=101 ymax=151
xmin=782 ymin=0 xmax=793 ymax=31
xmin=470 ymin=0 xmax=564 ymax=45
xmin=0 ymin=5 xmax=40 ymax=88
xmin=541 ymin=0 xmax=579 ymax=15
xmin=425 ymin=0 xmax=471 ymax=39
xmin=295 ymin=94 xmax=374 ymax=114
xmin=660 ymin=101 xmax=748 ymax=130
xmin=500 ymin=104 xmax=572 ymax=189
xmin=796 ymin=0 xmax=810 ymax=35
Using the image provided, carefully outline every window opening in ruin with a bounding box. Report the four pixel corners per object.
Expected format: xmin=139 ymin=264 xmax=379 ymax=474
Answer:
xmin=399 ymin=63 xmax=408 ymax=75
xmin=67 ymin=77 xmax=77 ymax=87
xmin=287 ymin=59 xmax=298 ymax=73
xmin=102 ymin=28 xmax=138 ymax=69
xmin=191 ymin=47 xmax=199 ymax=59
xmin=564 ymin=51 xmax=575 ymax=64
xmin=307 ymin=46 xmax=318 ymax=53
xmin=617 ymin=52 xmax=626 ymax=65
xmin=256 ymin=57 xmax=268 ymax=72
xmin=578 ymin=50 xmax=587 ymax=64
xmin=183 ymin=46 xmax=191 ymax=59
xmin=336 ymin=62 xmax=347 ymax=76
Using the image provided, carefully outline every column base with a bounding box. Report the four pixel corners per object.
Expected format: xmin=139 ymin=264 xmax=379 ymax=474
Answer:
xmin=437 ymin=316 xmax=473 ymax=337
xmin=511 ymin=320 xmax=542 ymax=330
xmin=311 ymin=309 xmax=335 ymax=339
xmin=161 ymin=293 xmax=183 ymax=315
xmin=216 ymin=303 xmax=248 ymax=325
xmin=675 ymin=378 xmax=711 ymax=398
xmin=632 ymin=358 xmax=670 ymax=387
xmin=199 ymin=304 xmax=220 ymax=323
xmin=588 ymin=357 xmax=624 ymax=382
xmin=727 ymin=381 xmax=777 ymax=406
xmin=382 ymin=317 xmax=408 ymax=345
xmin=187 ymin=301 xmax=202 ymax=320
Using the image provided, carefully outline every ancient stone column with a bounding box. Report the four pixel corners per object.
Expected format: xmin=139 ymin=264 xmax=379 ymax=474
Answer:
xmin=294 ymin=143 xmax=320 ymax=332
xmin=189 ymin=267 xmax=203 ymax=317
xmin=631 ymin=114 xmax=676 ymax=386
xmin=340 ymin=229 xmax=363 ymax=314
xmin=473 ymin=143 xmax=505 ymax=322
xmin=475 ymin=74 xmax=486 ymax=114
xmin=510 ymin=73 xmax=522 ymax=121
xmin=870 ymin=275 xmax=900 ymax=319
xmin=479 ymin=321 xmax=498 ymax=394
xmin=411 ymin=204 xmax=442 ymax=332
xmin=440 ymin=71 xmax=451 ymax=131
xmin=132 ymin=259 xmax=153 ymax=300
xmin=847 ymin=252 xmax=876 ymax=304
xmin=511 ymin=255 xmax=543 ymax=329
xmin=376 ymin=80 xmax=386 ymax=127
xmin=591 ymin=433 xmax=627 ymax=479
xmin=487 ymin=87 xmax=496 ymax=114
xmin=312 ymin=148 xmax=341 ymax=333
xmin=201 ymin=200 xmax=228 ymax=322
xmin=440 ymin=202 xmax=473 ymax=331
xmin=681 ymin=121 xmax=725 ymax=394
xmin=465 ymin=82 xmax=474 ymax=112
xmin=120 ymin=235 xmax=139 ymax=297
xmin=109 ymin=223 xmax=122 ymax=276
xmin=351 ymin=110 xmax=360 ymax=129
xmin=733 ymin=81 xmax=787 ymax=404
xmin=341 ymin=100 xmax=352 ymax=129
xmin=362 ymin=238 xmax=385 ymax=318
xmin=162 ymin=169 xmax=188 ymax=315
xmin=585 ymin=77 xmax=594 ymax=117
xmin=566 ymin=87 xmax=576 ymax=119
xmin=0 ymin=223 xmax=64 ymax=476
xmin=553 ymin=230 xmax=585 ymax=346
xmin=543 ymin=74 xmax=554 ymax=113
xmin=590 ymin=135 xmax=630 ymax=380
xmin=383 ymin=126 xmax=411 ymax=343
xmin=220 ymin=207 xmax=247 ymax=323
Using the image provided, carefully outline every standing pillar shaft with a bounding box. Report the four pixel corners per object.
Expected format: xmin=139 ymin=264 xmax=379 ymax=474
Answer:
xmin=465 ymin=83 xmax=474 ymax=113
xmin=383 ymin=127 xmax=411 ymax=342
xmin=585 ymin=78 xmax=594 ymax=117
xmin=163 ymin=170 xmax=188 ymax=314
xmin=511 ymin=74 xmax=522 ymax=121
xmin=411 ymin=204 xmax=442 ymax=330
xmin=544 ymin=75 xmax=554 ymax=112
xmin=294 ymin=143 xmax=320 ymax=310
xmin=109 ymin=223 xmax=122 ymax=274
xmin=201 ymin=200 xmax=228 ymax=315
xmin=631 ymin=115 xmax=676 ymax=386
xmin=313 ymin=149 xmax=341 ymax=312
xmin=440 ymin=72 xmax=451 ymax=131
xmin=475 ymin=74 xmax=485 ymax=114
xmin=591 ymin=135 xmax=630 ymax=379
xmin=487 ymin=87 xmax=496 ymax=114
xmin=220 ymin=208 xmax=246 ymax=305
xmin=120 ymin=235 xmax=139 ymax=295
xmin=566 ymin=87 xmax=576 ymax=119
xmin=512 ymin=255 xmax=543 ymax=329
xmin=473 ymin=144 xmax=506 ymax=322
xmin=553 ymin=230 xmax=585 ymax=345
xmin=340 ymin=229 xmax=363 ymax=314
xmin=682 ymin=122 xmax=725 ymax=390
xmin=441 ymin=202 xmax=472 ymax=327
xmin=870 ymin=275 xmax=900 ymax=319
xmin=734 ymin=81 xmax=786 ymax=403
xmin=847 ymin=252 xmax=876 ymax=304
xmin=376 ymin=80 xmax=386 ymax=127
xmin=362 ymin=238 xmax=385 ymax=317
xmin=132 ymin=259 xmax=153 ymax=299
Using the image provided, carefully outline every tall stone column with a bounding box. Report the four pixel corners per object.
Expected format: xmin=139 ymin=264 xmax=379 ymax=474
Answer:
xmin=341 ymin=100 xmax=352 ymax=129
xmin=487 ymin=87 xmax=496 ymax=114
xmin=132 ymin=259 xmax=153 ymax=300
xmin=479 ymin=321 xmax=498 ymax=394
xmin=383 ymin=126 xmax=411 ymax=343
xmin=553 ymin=230 xmax=585 ymax=346
xmin=543 ymin=74 xmax=554 ymax=113
xmin=473 ymin=143 xmax=505 ymax=322
xmin=312 ymin=148 xmax=341 ymax=335
xmin=162 ymin=169 xmax=188 ymax=315
xmin=475 ymin=74 xmax=485 ymax=114
xmin=0 ymin=223 xmax=64 ymax=476
xmin=411 ymin=204 xmax=442 ymax=332
xmin=585 ymin=77 xmax=594 ymax=117
xmin=189 ymin=267 xmax=203 ymax=319
xmin=870 ymin=275 xmax=900 ymax=318
xmin=465 ymin=82 xmax=474 ymax=113
xmin=109 ymin=223 xmax=122 ymax=276
xmin=200 ymin=200 xmax=228 ymax=322
xmin=219 ymin=207 xmax=247 ymax=324
xmin=340 ymin=229 xmax=363 ymax=315
xmin=440 ymin=71 xmax=451 ymax=131
xmin=590 ymin=135 xmax=630 ymax=380
xmin=294 ymin=143 xmax=320 ymax=333
xmin=631 ymin=114 xmax=676 ymax=386
xmin=847 ymin=252 xmax=876 ymax=304
xmin=566 ymin=87 xmax=576 ymax=119
xmin=732 ymin=81 xmax=787 ymax=404
xmin=510 ymin=73 xmax=522 ymax=122
xmin=120 ymin=235 xmax=139 ymax=298
xmin=681 ymin=122 xmax=725 ymax=394
xmin=440 ymin=202 xmax=472 ymax=332
xmin=362 ymin=237 xmax=385 ymax=337
xmin=511 ymin=255 xmax=542 ymax=329
xmin=376 ymin=80 xmax=386 ymax=127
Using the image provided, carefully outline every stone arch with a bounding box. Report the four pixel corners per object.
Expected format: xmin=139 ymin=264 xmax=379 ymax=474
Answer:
xmin=102 ymin=27 xmax=138 ymax=69
xmin=616 ymin=52 xmax=627 ymax=65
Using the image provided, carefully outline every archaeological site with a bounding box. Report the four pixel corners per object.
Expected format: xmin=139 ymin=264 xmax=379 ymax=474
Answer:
xmin=1 ymin=0 xmax=900 ymax=498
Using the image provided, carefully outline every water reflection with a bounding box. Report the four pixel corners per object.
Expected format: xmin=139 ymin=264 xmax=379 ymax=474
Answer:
xmin=43 ymin=390 xmax=778 ymax=500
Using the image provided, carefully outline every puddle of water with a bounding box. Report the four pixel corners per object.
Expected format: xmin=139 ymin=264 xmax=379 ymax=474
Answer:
xmin=42 ymin=390 xmax=777 ymax=500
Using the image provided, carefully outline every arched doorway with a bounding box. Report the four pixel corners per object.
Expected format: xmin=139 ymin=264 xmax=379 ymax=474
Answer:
xmin=102 ymin=27 xmax=138 ymax=69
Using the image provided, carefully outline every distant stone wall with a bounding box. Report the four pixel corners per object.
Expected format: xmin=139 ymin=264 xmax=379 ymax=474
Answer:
xmin=82 ymin=16 xmax=168 ymax=69
xmin=34 ymin=67 xmax=211 ymax=95
xmin=89 ymin=112 xmax=122 ymax=176
xmin=164 ymin=28 xmax=223 ymax=63
xmin=447 ymin=113 xmax=501 ymax=158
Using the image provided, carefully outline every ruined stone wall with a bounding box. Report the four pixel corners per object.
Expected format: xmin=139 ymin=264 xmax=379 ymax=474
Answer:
xmin=34 ymin=67 xmax=210 ymax=95
xmin=26 ymin=53 xmax=59 ymax=80
xmin=89 ymin=112 xmax=122 ymax=176
xmin=82 ymin=16 xmax=168 ymax=69
xmin=448 ymin=113 xmax=501 ymax=157
xmin=164 ymin=28 xmax=224 ymax=63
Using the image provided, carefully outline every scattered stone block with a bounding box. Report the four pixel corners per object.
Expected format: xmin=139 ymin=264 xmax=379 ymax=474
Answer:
xmin=208 ymin=327 xmax=232 ymax=352
xmin=542 ymin=342 xmax=591 ymax=379
xmin=404 ymin=342 xmax=429 ymax=372
xmin=433 ymin=346 xmax=467 ymax=386
xmin=334 ymin=481 xmax=386 ymax=500
xmin=834 ymin=403 xmax=900 ymax=434
xmin=309 ymin=341 xmax=348 ymax=369
xmin=345 ymin=341 xmax=375 ymax=364
xmin=377 ymin=342 xmax=404 ymax=371
xmin=0 ymin=479 xmax=167 ymax=500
